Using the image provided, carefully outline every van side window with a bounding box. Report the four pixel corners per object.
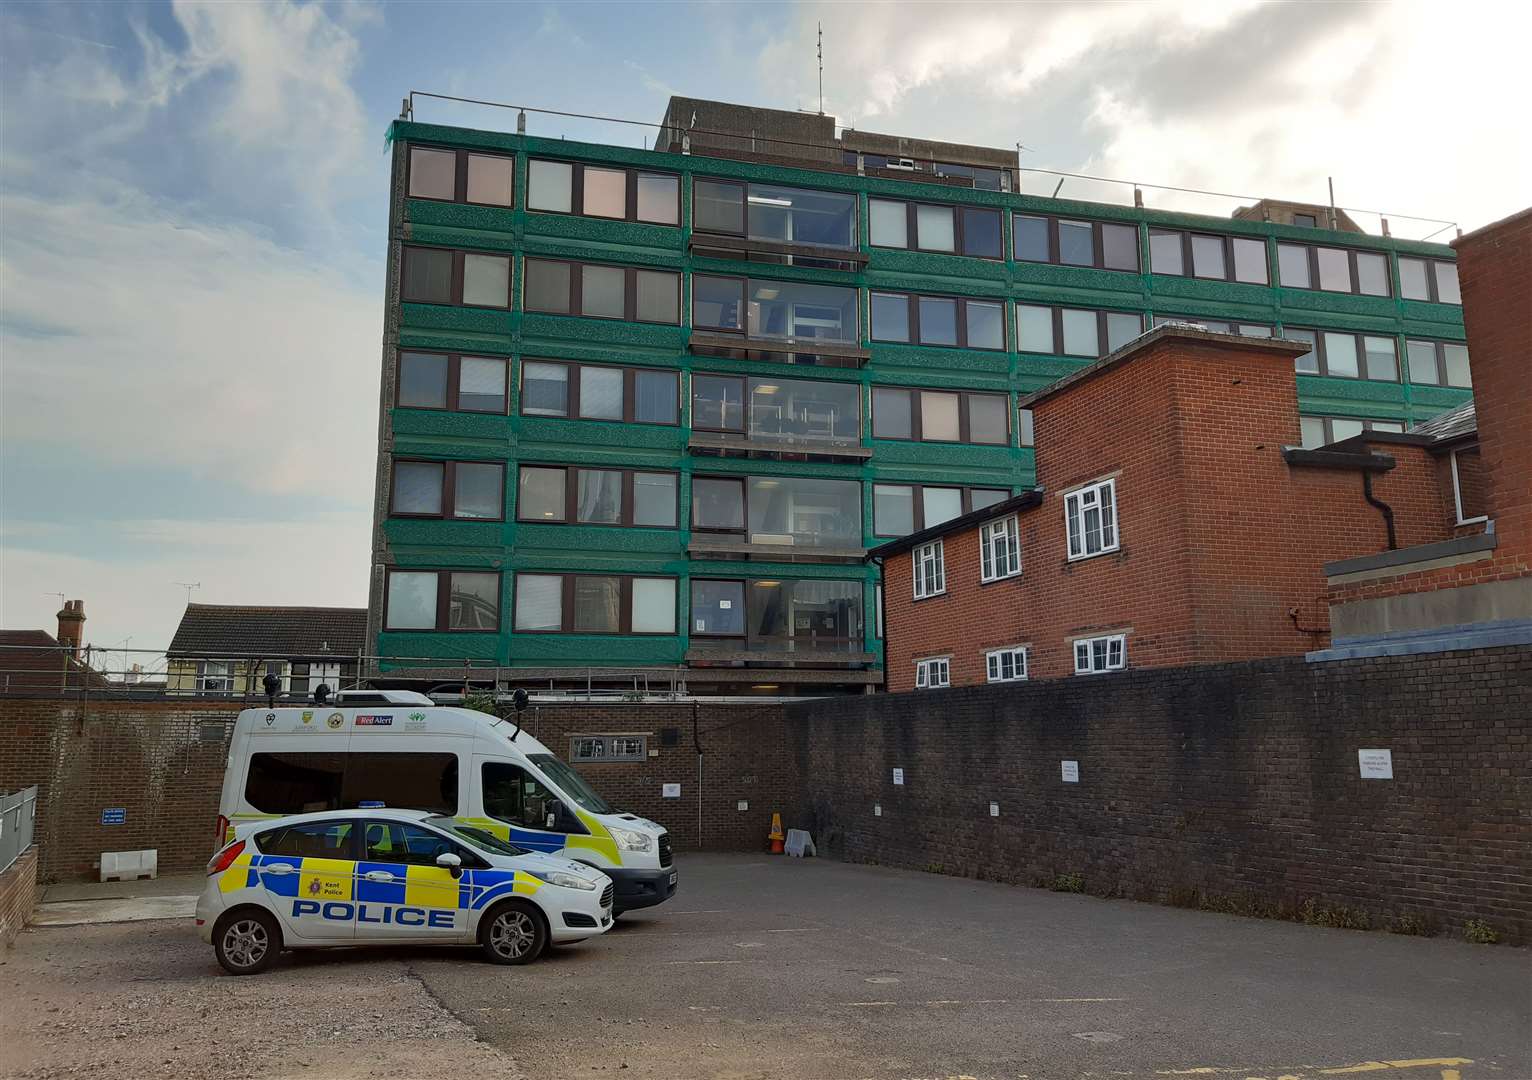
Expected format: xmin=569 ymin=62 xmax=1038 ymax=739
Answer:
xmin=245 ymin=752 xmax=458 ymax=815
xmin=482 ymin=762 xmax=575 ymax=833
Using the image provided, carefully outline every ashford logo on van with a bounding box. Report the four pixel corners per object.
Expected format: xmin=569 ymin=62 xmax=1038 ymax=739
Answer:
xmin=355 ymin=714 xmax=394 ymax=727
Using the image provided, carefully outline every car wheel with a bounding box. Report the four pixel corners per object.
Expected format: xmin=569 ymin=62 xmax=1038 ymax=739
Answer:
xmin=213 ymin=909 xmax=281 ymax=975
xmin=479 ymin=900 xmax=547 ymax=965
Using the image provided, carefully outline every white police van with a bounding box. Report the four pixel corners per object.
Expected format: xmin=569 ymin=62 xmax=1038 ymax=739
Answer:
xmin=216 ymin=691 xmax=676 ymax=915
xmin=198 ymin=808 xmax=613 ymax=973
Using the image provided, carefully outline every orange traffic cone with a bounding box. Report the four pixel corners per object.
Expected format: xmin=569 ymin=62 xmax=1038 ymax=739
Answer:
xmin=768 ymin=812 xmax=785 ymax=854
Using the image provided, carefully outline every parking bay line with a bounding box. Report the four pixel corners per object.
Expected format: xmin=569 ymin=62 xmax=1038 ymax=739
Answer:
xmin=833 ymin=997 xmax=1126 ymax=1009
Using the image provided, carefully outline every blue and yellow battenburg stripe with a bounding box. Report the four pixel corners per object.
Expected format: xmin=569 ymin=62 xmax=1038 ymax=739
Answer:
xmin=219 ymin=853 xmax=539 ymax=909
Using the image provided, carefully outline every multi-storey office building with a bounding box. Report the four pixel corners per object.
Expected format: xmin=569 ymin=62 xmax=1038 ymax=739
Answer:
xmin=367 ymin=96 xmax=1470 ymax=694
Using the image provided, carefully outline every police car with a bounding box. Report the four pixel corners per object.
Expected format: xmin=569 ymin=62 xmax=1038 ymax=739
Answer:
xmin=197 ymin=808 xmax=614 ymax=974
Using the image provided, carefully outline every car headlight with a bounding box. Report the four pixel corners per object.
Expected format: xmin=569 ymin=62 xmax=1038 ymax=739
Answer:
xmin=608 ymin=825 xmax=652 ymax=853
xmin=528 ymin=868 xmax=598 ymax=891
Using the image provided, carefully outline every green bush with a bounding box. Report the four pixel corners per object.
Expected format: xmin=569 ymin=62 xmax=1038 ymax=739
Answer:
xmin=1464 ymin=919 xmax=1498 ymax=945
xmin=1050 ymin=872 xmax=1085 ymax=894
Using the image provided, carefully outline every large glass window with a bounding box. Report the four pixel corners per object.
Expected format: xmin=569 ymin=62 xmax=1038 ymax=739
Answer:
xmin=1149 ymin=231 xmax=1184 ymax=275
xmin=527 ymin=160 xmax=678 ymax=224
xmin=461 ymin=253 xmax=510 ymax=308
xmin=690 ymin=579 xmax=746 ymax=636
xmin=519 ymin=361 xmax=677 ymax=424
xmin=636 ymin=270 xmax=679 ymax=324
xmin=1316 ymin=247 xmax=1351 ymax=292
xmin=513 ymin=574 xmax=563 ymax=631
xmin=517 ymin=466 xmax=566 ymax=521
xmin=1406 ymin=339 xmax=1471 ymax=388
xmin=1018 ymin=215 xmax=1138 ymax=271
xmin=747 ymin=579 xmax=863 ymax=652
xmin=693 ymin=274 xmax=856 ymax=342
xmin=387 ymin=570 xmax=499 ymax=631
xmin=1014 ymin=215 xmax=1049 ymax=262
xmin=692 ymin=477 xmax=744 ymax=530
xmin=1356 ymin=252 xmax=1389 ymax=297
xmin=1287 ymin=328 xmax=1399 ymax=381
xmin=1398 ymin=257 xmax=1460 ymax=304
xmin=524 ymin=259 xmax=681 ymax=323
xmin=872 ymin=388 xmax=1009 ymax=445
xmin=871 ymin=199 xmax=1001 ymax=258
xmin=695 ymin=180 xmax=855 ymax=249
xmin=1231 ymin=238 xmax=1268 ymax=284
xmin=633 ymin=473 xmax=678 ymax=528
xmin=1277 ymin=244 xmax=1312 ymax=289
xmin=408 ymin=146 xmax=513 ymax=208
xmin=390 ymin=460 xmax=504 ymax=521
xmin=1191 ymin=234 xmax=1227 ymax=279
xmin=579 ymin=366 xmax=624 ymax=420
xmin=528 ymin=160 xmax=574 ymax=213
xmin=868 ymin=198 xmax=909 ymax=248
xmin=249 ymin=757 xmax=459 ymax=817
xmin=870 ymin=292 xmax=910 ymax=342
xmin=514 ymin=574 xmax=676 ymax=635
xmin=398 ymin=351 xmax=449 ymax=409
xmin=869 ymin=291 xmax=1004 ymax=350
xmin=385 ymin=571 xmax=438 ymax=630
xmin=521 ymin=362 xmax=569 ymax=416
xmin=517 ymin=466 xmax=677 ymax=528
xmin=1017 ymin=305 xmax=1054 ymax=353
xmin=694 ymin=375 xmax=859 ymax=447
xmin=408 ymin=148 xmax=456 ymax=201
xmin=401 ymin=246 xmax=453 ymax=304
xmin=871 ymin=484 xmax=1006 ymax=537
xmin=1061 ymin=309 xmax=1099 ymax=357
xmin=458 ymin=357 xmax=507 ymax=413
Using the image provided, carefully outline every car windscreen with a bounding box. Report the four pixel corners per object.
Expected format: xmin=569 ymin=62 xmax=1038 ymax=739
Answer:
xmin=528 ymin=753 xmax=613 ymax=815
xmin=424 ymin=817 xmax=526 ymax=857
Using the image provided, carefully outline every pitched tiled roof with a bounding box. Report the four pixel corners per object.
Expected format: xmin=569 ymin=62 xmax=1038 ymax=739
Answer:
xmin=167 ymin=604 xmax=367 ymax=659
xmin=1410 ymin=400 xmax=1477 ymax=444
xmin=0 ymin=630 xmax=115 ymax=691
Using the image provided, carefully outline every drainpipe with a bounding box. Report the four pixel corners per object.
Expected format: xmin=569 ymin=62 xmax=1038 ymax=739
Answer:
xmin=1361 ymin=471 xmax=1397 ymax=550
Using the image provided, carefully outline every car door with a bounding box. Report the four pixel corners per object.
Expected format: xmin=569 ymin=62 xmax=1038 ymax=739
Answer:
xmin=354 ymin=820 xmax=470 ymax=942
xmin=478 ymin=759 xmax=581 ymax=855
xmin=252 ymin=819 xmax=358 ymax=943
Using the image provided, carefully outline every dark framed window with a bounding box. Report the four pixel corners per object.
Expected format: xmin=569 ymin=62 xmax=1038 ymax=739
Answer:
xmin=512 ymin=573 xmax=677 ymax=635
xmin=868 ymin=198 xmax=1002 ymax=259
xmin=871 ymin=483 xmax=1008 ymax=536
xmin=691 ymin=274 xmax=857 ymax=343
xmin=401 ymin=246 xmax=512 ymax=309
xmin=1015 ymin=214 xmax=1140 ymax=272
xmin=396 ymin=351 xmax=509 ymax=414
xmin=1397 ymin=257 xmax=1461 ymax=304
xmin=693 ymin=179 xmax=855 ymax=249
xmin=406 ymin=145 xmax=515 ymax=208
xmin=1015 ymin=304 xmax=1143 ymax=358
xmin=871 ymin=387 xmax=1010 ymax=445
xmin=1282 ymin=328 xmax=1399 ymax=382
xmin=522 ymin=258 xmax=681 ymax=324
xmin=516 ymin=465 xmax=678 ymax=528
xmin=1299 ymin=416 xmax=1405 ymax=449
xmin=525 ymin=158 xmax=680 ymax=225
xmin=690 ymin=474 xmax=862 ymax=549
xmin=517 ymin=360 xmax=678 ymax=424
xmin=384 ymin=569 xmax=501 ymax=632
xmin=689 ymin=578 xmax=864 ymax=652
xmin=1148 ymin=230 xmax=1268 ymax=284
xmin=390 ymin=458 xmax=505 ymax=520
xmin=571 ymin=735 xmax=648 ymax=763
xmin=1404 ymin=339 xmax=1472 ymax=388
xmin=869 ymin=291 xmax=1005 ymax=350
xmin=1276 ymin=243 xmax=1391 ymax=296
xmin=691 ymin=373 xmax=860 ymax=446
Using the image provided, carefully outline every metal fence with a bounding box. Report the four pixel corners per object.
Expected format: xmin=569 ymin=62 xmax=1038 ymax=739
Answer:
xmin=0 ymin=786 xmax=38 ymax=875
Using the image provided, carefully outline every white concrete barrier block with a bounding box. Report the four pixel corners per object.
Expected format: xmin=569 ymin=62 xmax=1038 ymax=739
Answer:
xmin=100 ymin=849 xmax=157 ymax=882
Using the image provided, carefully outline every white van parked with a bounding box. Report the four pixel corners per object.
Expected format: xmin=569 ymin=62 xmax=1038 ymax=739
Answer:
xmin=217 ymin=690 xmax=676 ymax=914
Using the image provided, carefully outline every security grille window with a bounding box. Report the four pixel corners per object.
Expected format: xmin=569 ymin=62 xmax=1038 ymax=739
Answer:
xmin=523 ymin=258 xmax=681 ymax=324
xmin=1298 ymin=416 xmax=1404 ymax=449
xmin=1276 ymin=243 xmax=1391 ymax=296
xmin=980 ymin=515 xmax=1022 ymax=582
xmin=1073 ymin=634 xmax=1126 ymax=675
xmin=390 ymin=459 xmax=505 ymax=521
xmin=869 ymin=198 xmax=1002 ymax=259
xmin=1404 ymin=339 xmax=1472 ymax=388
xmin=1451 ymin=445 xmax=1487 ymax=525
xmin=1064 ymin=478 xmax=1119 ymax=561
xmin=512 ymin=574 xmax=677 ymax=635
xmin=516 ymin=465 xmax=677 ymax=529
xmin=518 ymin=361 xmax=678 ymax=424
xmin=1014 ymin=214 xmax=1140 ymax=272
xmin=197 ymin=660 xmax=234 ymax=693
xmin=526 ymin=159 xmax=680 ymax=225
xmin=691 ymin=374 xmax=861 ymax=447
xmin=384 ymin=570 xmax=501 ymax=632
xmin=872 ymin=484 xmax=1008 ymax=537
xmin=913 ymin=540 xmax=946 ymax=599
xmin=400 ymin=246 xmax=512 ymax=309
xmin=1147 ymin=230 xmax=1268 ymax=284
xmin=692 ymin=274 xmax=857 ymax=344
xmin=571 ymin=736 xmax=648 ymax=763
xmin=869 ymin=291 xmax=1006 ymax=351
xmin=1280 ymin=329 xmax=1399 ymax=382
xmin=915 ymin=657 xmax=951 ymax=689
xmin=1015 ymin=304 xmax=1143 ymax=358
xmin=985 ymin=647 xmax=1028 ymax=683
xmin=1397 ymin=257 xmax=1461 ymax=304
xmin=872 ymin=387 xmax=1011 ymax=445
xmin=407 ymin=145 xmax=515 ymax=207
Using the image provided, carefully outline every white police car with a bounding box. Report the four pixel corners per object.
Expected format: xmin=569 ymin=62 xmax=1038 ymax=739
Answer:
xmin=197 ymin=808 xmax=613 ymax=974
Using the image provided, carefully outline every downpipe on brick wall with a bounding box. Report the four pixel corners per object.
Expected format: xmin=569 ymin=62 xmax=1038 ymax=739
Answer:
xmin=1361 ymin=471 xmax=1397 ymax=550
xmin=693 ymin=701 xmax=703 ymax=848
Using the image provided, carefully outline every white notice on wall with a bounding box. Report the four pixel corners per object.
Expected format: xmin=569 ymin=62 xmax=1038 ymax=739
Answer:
xmin=892 ymin=768 xmax=905 ymax=786
xmin=662 ymin=783 xmax=682 ymax=798
xmin=989 ymin=802 xmax=1000 ymax=817
xmin=874 ymin=804 xmax=882 ymax=817
xmin=1061 ymin=760 xmax=1080 ymax=783
xmin=1358 ymin=749 xmax=1394 ymax=779
xmin=737 ymin=799 xmax=749 ymax=811
xmin=719 ymin=599 xmax=732 ymax=609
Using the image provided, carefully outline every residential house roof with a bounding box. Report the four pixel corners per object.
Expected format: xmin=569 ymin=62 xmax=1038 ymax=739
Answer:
xmin=0 ymin=630 xmax=115 ymax=692
xmin=167 ymin=604 xmax=368 ymax=660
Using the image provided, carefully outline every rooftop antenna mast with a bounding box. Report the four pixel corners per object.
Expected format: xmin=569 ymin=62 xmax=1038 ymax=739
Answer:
xmin=175 ymin=581 xmax=201 ymax=605
xmin=817 ymin=22 xmax=824 ymax=115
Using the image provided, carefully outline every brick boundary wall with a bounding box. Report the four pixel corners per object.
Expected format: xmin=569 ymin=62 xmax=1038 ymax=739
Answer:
xmin=1 ymin=848 xmax=39 ymax=948
xmin=784 ymin=646 xmax=1532 ymax=944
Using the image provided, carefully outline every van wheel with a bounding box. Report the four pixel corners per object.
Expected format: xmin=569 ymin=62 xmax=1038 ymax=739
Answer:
xmin=479 ymin=900 xmax=547 ymax=965
xmin=213 ymin=909 xmax=281 ymax=975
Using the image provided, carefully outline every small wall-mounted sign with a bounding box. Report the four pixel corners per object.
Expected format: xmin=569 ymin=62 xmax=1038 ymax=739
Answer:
xmin=1061 ymin=761 xmax=1080 ymax=783
xmin=1358 ymin=749 xmax=1394 ymax=779
xmin=737 ymin=799 xmax=749 ymax=811
xmin=662 ymin=783 xmax=682 ymax=798
xmin=101 ymin=807 xmax=127 ymax=826
xmin=873 ymin=804 xmax=882 ymax=817
xmin=989 ymin=802 xmax=1000 ymax=817
xmin=892 ymin=768 xmax=905 ymax=786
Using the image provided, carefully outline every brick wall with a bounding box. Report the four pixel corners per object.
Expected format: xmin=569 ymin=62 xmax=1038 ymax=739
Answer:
xmin=0 ymin=848 xmax=39 ymax=948
xmin=787 ymin=645 xmax=1532 ymax=944
xmin=0 ymin=697 xmax=792 ymax=881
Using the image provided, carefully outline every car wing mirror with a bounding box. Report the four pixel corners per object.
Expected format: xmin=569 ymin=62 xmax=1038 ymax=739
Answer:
xmin=436 ymin=851 xmax=463 ymax=878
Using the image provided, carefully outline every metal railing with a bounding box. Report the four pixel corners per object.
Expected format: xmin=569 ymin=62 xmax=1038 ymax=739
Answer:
xmin=0 ymin=786 xmax=38 ymax=875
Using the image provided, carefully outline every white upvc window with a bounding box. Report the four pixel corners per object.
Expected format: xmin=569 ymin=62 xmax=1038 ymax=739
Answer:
xmin=915 ymin=656 xmax=951 ymax=689
xmin=913 ymin=539 xmax=946 ymax=599
xmin=1450 ymin=446 xmax=1487 ymax=526
xmin=985 ymin=646 xmax=1028 ymax=683
xmin=1064 ymin=477 xmax=1118 ymax=560
xmin=1073 ymin=634 xmax=1126 ymax=675
xmin=197 ymin=660 xmax=234 ymax=693
xmin=980 ymin=515 xmax=1022 ymax=582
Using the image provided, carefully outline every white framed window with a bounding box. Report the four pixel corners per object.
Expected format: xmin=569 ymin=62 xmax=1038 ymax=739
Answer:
xmin=913 ymin=539 xmax=946 ymax=599
xmin=980 ymin=515 xmax=1021 ymax=582
xmin=1450 ymin=445 xmax=1487 ymax=525
xmin=1073 ymin=634 xmax=1126 ymax=675
xmin=1064 ymin=477 xmax=1119 ymax=560
xmin=197 ymin=660 xmax=234 ymax=693
xmin=915 ymin=656 xmax=950 ymax=689
xmin=985 ymin=646 xmax=1028 ymax=683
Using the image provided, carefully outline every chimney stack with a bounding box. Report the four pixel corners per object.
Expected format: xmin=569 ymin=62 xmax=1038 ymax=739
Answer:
xmin=56 ymin=599 xmax=86 ymax=660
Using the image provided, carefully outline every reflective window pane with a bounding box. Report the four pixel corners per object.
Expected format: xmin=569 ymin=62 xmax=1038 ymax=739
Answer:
xmin=458 ymin=357 xmax=506 ymax=413
xmin=582 ymin=166 xmax=627 ymax=218
xmin=1398 ymin=257 xmax=1430 ymax=301
xmin=523 ymin=259 xmax=571 ymax=313
xmin=576 ymin=469 xmax=623 ymax=524
xmin=869 ymin=199 xmax=908 ymax=248
xmin=922 ymin=487 xmax=962 ymax=527
xmin=1058 ymin=220 xmax=1093 ymax=266
xmin=873 ymin=484 xmax=914 ymax=536
xmin=1300 ymin=416 xmax=1326 ymax=449
xmin=402 ymin=247 xmax=452 ymax=304
xmin=581 ymin=264 xmax=625 ymax=319
xmin=1434 ymin=263 xmax=1461 ymax=304
xmin=514 ymin=575 xmax=563 ymax=631
xmin=970 ymin=488 xmax=1007 ymax=511
xmin=915 ymin=204 xmax=954 ymax=251
xmin=465 ymin=154 xmax=513 ymax=206
xmin=1232 ymin=238 xmax=1267 ymax=284
xmin=921 ymin=392 xmax=961 ymax=441
xmin=1317 ymin=247 xmax=1351 ymax=291
xmin=631 ymin=578 xmax=675 ymax=633
xmin=1061 ymin=308 xmax=1099 ymax=357
xmin=572 ymin=577 xmax=621 ymax=632
xmin=393 ymin=461 xmax=443 ymax=515
xmin=872 ymin=388 xmax=912 ymax=439
xmin=399 ymin=352 xmax=448 ymax=409
xmin=1363 ymin=336 xmax=1397 ymax=382
xmin=517 ymin=467 xmax=566 ymax=521
xmin=748 ymin=280 xmax=856 ymax=343
xmin=527 ymin=160 xmax=573 ymax=213
xmin=918 ymin=297 xmax=958 ymax=346
xmin=636 ymin=174 xmax=679 ymax=225
xmin=1101 ymin=223 xmax=1138 ymax=271
xmin=1330 ymin=418 xmax=1365 ymax=442
xmin=1278 ymin=244 xmax=1311 ymax=288
xmin=579 ymin=366 xmax=624 ymax=420
xmin=1443 ymin=344 xmax=1471 ymax=387
xmin=1149 ymin=231 xmax=1184 ymax=275
xmin=1323 ymin=332 xmax=1360 ymax=378
xmin=462 ymin=253 xmax=509 ymax=308
xmin=633 ymin=473 xmax=677 ymax=527
xmin=1106 ymin=312 xmax=1141 ymax=353
xmin=1014 ymin=215 xmax=1049 ymax=262
xmin=521 ymin=362 xmax=569 ymax=416
xmin=1017 ymin=305 xmax=1054 ymax=353
xmin=454 ymin=462 xmax=503 ymax=520
xmin=1407 ymin=340 xmax=1440 ymax=384
xmin=694 ymin=180 xmax=744 ymax=233
xmin=633 ymin=369 xmax=677 ymax=424
xmin=386 ymin=572 xmax=437 ymax=630
xmin=747 ymin=183 xmax=855 ymax=248
xmin=1357 ymin=252 xmax=1389 ymax=297
xmin=1191 ymin=235 xmax=1226 ymax=279
xmin=693 ymin=374 xmax=744 ymax=430
xmin=968 ymin=395 xmax=1009 ymax=445
xmin=966 ymin=301 xmax=1004 ymax=350
xmin=746 ymin=476 xmax=860 ymax=548
xmin=692 ymin=478 xmax=744 ymax=529
xmin=409 ymin=147 xmax=456 ymax=200
xmin=691 ymin=580 xmax=745 ymax=636
xmin=1285 ymin=328 xmax=1319 ymax=374
xmin=636 ymin=270 xmax=679 ymax=323
xmin=692 ymin=274 xmax=744 ymax=330
xmin=870 ymin=292 xmax=910 ymax=342
xmin=960 ymin=207 xmax=1002 ymax=258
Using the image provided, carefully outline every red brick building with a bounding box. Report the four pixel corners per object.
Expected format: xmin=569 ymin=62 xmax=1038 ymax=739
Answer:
xmin=871 ymin=295 xmax=1520 ymax=690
